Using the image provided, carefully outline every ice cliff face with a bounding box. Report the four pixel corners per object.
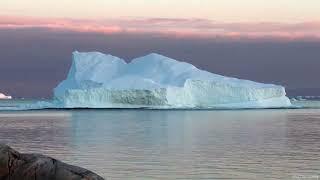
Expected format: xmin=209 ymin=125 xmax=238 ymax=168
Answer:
xmin=53 ymin=51 xmax=291 ymax=108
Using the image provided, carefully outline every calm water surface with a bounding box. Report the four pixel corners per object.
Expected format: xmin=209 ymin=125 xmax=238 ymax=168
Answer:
xmin=0 ymin=109 xmax=319 ymax=179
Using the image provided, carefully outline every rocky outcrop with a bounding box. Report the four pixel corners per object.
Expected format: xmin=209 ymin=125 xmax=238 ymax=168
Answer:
xmin=0 ymin=144 xmax=104 ymax=180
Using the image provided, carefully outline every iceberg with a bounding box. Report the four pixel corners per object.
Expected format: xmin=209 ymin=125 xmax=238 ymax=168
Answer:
xmin=52 ymin=51 xmax=291 ymax=109
xmin=0 ymin=93 xmax=12 ymax=99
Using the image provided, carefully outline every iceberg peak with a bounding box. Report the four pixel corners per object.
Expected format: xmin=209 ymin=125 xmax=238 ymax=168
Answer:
xmin=144 ymin=52 xmax=165 ymax=58
xmin=142 ymin=53 xmax=176 ymax=61
xmin=131 ymin=53 xmax=181 ymax=64
xmin=53 ymin=51 xmax=291 ymax=109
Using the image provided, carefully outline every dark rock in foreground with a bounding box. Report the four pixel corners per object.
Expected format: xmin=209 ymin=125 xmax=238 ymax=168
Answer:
xmin=0 ymin=144 xmax=104 ymax=180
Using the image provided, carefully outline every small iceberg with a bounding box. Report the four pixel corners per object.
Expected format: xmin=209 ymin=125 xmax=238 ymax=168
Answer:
xmin=0 ymin=93 xmax=12 ymax=100
xmin=46 ymin=51 xmax=292 ymax=109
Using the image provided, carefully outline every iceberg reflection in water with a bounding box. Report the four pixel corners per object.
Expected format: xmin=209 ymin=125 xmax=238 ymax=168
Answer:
xmin=1 ymin=109 xmax=320 ymax=179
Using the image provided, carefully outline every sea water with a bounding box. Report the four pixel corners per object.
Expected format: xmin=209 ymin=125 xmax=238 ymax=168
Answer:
xmin=0 ymin=100 xmax=320 ymax=179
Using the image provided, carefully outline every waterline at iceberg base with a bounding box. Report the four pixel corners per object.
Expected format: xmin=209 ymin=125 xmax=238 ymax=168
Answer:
xmin=38 ymin=51 xmax=292 ymax=109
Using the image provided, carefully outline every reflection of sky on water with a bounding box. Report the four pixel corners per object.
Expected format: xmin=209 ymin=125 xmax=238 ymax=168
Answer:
xmin=0 ymin=109 xmax=320 ymax=179
xmin=0 ymin=111 xmax=73 ymax=157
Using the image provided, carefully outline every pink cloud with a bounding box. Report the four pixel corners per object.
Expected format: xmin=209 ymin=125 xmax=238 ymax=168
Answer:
xmin=0 ymin=16 xmax=123 ymax=34
xmin=0 ymin=15 xmax=319 ymax=41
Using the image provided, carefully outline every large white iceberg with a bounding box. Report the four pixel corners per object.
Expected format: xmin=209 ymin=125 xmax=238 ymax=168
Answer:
xmin=52 ymin=51 xmax=291 ymax=109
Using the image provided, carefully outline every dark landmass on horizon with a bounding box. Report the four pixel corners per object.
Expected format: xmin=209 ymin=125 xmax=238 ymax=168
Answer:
xmin=0 ymin=29 xmax=319 ymax=98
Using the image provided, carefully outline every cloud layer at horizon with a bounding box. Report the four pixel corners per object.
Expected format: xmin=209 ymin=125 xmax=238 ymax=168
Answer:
xmin=1 ymin=16 xmax=320 ymax=41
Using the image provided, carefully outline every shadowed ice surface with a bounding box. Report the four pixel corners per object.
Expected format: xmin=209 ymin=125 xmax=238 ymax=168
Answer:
xmin=0 ymin=109 xmax=320 ymax=179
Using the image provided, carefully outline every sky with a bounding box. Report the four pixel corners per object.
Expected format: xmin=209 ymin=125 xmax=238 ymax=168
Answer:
xmin=1 ymin=0 xmax=320 ymax=39
xmin=0 ymin=0 xmax=320 ymax=97
xmin=2 ymin=0 xmax=320 ymax=22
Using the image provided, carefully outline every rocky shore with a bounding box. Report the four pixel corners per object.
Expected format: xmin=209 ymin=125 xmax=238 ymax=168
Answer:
xmin=0 ymin=144 xmax=104 ymax=180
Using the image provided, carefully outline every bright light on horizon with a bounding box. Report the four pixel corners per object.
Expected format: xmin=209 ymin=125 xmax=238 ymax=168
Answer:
xmin=1 ymin=0 xmax=320 ymax=23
